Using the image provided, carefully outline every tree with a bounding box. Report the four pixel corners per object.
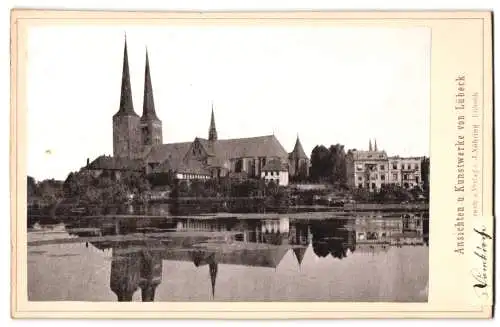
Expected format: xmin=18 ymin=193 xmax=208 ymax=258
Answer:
xmin=309 ymin=145 xmax=331 ymax=182
xmin=328 ymin=144 xmax=347 ymax=188
xmin=421 ymin=157 xmax=430 ymax=197
xmin=27 ymin=176 xmax=37 ymax=197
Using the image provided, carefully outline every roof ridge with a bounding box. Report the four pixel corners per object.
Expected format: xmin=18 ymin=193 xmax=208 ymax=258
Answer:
xmin=217 ymin=134 xmax=275 ymax=142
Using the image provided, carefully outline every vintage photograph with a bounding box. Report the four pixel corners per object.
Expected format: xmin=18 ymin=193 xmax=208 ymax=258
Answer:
xmin=25 ymin=23 xmax=431 ymax=303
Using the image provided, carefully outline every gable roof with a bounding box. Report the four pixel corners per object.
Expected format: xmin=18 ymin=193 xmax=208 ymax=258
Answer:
xmin=145 ymin=142 xmax=192 ymax=163
xmin=213 ymin=135 xmax=288 ymax=160
xmin=87 ymin=155 xmax=143 ymax=171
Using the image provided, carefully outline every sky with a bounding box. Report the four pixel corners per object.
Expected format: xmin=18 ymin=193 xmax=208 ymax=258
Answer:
xmin=27 ymin=24 xmax=430 ymax=181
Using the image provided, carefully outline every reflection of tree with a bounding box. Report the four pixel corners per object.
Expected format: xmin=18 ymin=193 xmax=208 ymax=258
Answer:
xmin=310 ymin=220 xmax=354 ymax=260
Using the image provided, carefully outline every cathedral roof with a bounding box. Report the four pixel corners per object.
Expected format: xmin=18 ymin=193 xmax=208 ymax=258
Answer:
xmin=145 ymin=142 xmax=192 ymax=163
xmin=145 ymin=135 xmax=289 ymax=165
xmin=212 ymin=135 xmax=289 ymax=160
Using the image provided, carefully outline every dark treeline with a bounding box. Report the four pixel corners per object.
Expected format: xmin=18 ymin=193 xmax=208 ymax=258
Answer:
xmin=309 ymin=144 xmax=347 ymax=187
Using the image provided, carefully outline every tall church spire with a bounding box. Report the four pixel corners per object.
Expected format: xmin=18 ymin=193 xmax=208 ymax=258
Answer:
xmin=116 ymin=35 xmax=137 ymax=117
xmin=369 ymin=139 xmax=373 ymax=151
xmin=374 ymin=139 xmax=378 ymax=151
xmin=141 ymin=48 xmax=159 ymax=121
xmin=208 ymin=104 xmax=218 ymax=141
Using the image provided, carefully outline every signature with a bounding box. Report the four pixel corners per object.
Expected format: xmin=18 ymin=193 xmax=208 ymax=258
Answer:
xmin=471 ymin=226 xmax=492 ymax=299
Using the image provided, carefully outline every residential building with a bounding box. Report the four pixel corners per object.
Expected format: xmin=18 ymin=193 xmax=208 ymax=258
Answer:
xmin=346 ymin=139 xmax=424 ymax=191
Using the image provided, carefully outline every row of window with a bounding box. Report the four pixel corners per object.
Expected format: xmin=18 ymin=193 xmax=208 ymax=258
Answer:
xmin=356 ymin=163 xmax=420 ymax=171
xmin=358 ymin=174 xmax=420 ymax=182
xmin=357 ymin=182 xmax=416 ymax=189
xmin=178 ymin=173 xmax=211 ymax=180
xmin=264 ymin=171 xmax=279 ymax=176
xmin=392 ymin=163 xmax=419 ymax=170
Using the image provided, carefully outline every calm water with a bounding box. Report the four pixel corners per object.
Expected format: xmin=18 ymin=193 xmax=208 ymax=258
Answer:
xmin=28 ymin=212 xmax=429 ymax=302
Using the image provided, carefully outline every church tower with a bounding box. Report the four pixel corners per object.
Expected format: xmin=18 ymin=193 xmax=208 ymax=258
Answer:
xmin=289 ymin=134 xmax=309 ymax=179
xmin=140 ymin=49 xmax=163 ymax=147
xmin=208 ymin=105 xmax=218 ymax=142
xmin=113 ymin=37 xmax=141 ymax=159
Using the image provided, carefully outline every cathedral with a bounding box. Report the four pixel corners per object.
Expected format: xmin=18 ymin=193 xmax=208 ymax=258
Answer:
xmin=89 ymin=39 xmax=309 ymax=186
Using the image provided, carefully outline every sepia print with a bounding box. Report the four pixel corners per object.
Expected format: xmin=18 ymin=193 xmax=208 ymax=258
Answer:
xmin=12 ymin=10 xmax=492 ymax=318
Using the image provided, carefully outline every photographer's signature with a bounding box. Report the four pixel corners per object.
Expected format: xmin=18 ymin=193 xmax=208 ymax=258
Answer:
xmin=471 ymin=226 xmax=492 ymax=299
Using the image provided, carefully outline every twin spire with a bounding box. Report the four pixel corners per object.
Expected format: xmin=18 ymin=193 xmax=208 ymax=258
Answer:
xmin=368 ymin=139 xmax=378 ymax=151
xmin=115 ymin=36 xmax=158 ymax=121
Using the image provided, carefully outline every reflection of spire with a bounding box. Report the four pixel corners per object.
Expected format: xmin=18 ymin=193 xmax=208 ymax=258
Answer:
xmin=209 ymin=258 xmax=218 ymax=300
xmin=293 ymin=247 xmax=307 ymax=266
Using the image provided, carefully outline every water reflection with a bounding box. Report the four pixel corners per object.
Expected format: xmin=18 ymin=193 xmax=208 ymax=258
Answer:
xmin=28 ymin=213 xmax=428 ymax=302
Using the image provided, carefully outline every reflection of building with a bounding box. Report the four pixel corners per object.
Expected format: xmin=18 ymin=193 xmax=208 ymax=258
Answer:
xmin=346 ymin=139 xmax=424 ymax=191
xmin=86 ymin=39 xmax=307 ymax=186
xmin=66 ymin=213 xmax=427 ymax=301
xmin=351 ymin=214 xmax=425 ymax=247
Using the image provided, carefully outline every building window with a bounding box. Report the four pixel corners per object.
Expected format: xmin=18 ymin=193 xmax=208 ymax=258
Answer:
xmin=380 ymin=165 xmax=385 ymax=170
xmin=371 ymin=183 xmax=376 ymax=190
xmin=358 ymin=183 xmax=363 ymax=188
xmin=392 ymin=173 xmax=398 ymax=180
xmin=403 ymin=174 xmax=408 ymax=180
xmin=358 ymin=176 xmax=362 ymax=181
xmin=235 ymin=159 xmax=243 ymax=173
xmin=381 ymin=174 xmax=385 ymax=180
xmin=392 ymin=163 xmax=397 ymax=169
xmin=416 ymin=176 xmax=420 ymax=184
xmin=414 ymin=163 xmax=419 ymax=170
